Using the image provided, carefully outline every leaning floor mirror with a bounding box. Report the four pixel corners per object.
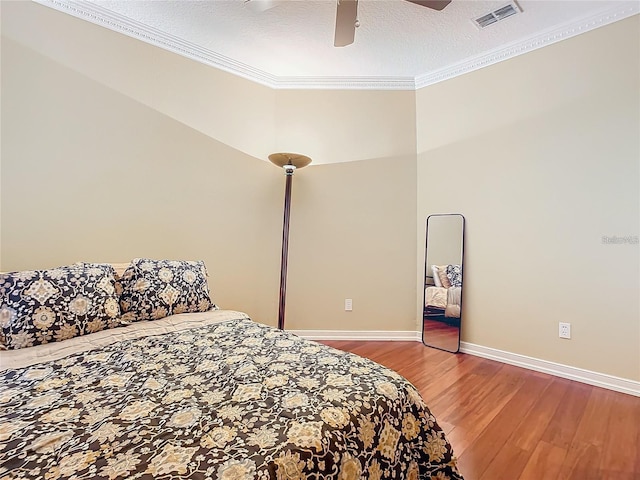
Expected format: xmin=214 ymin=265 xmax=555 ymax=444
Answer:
xmin=422 ymin=214 xmax=465 ymax=353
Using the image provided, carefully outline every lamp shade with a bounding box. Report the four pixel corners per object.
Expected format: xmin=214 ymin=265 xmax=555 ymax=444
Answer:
xmin=268 ymin=153 xmax=312 ymax=170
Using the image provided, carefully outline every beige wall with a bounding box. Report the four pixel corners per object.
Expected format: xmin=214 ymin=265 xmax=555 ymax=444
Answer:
xmin=1 ymin=36 xmax=284 ymax=323
xmin=275 ymin=89 xmax=417 ymax=164
xmin=1 ymin=1 xmax=416 ymax=167
xmin=0 ymin=30 xmax=2 ymax=272
xmin=275 ymin=88 xmax=418 ymax=331
xmin=1 ymin=2 xmax=418 ymax=332
xmin=286 ymin=155 xmax=417 ymax=331
xmin=417 ymin=16 xmax=640 ymax=380
xmin=0 ymin=1 xmax=277 ymax=163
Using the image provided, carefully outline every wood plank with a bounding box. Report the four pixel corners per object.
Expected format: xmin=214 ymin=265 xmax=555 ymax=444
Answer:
xmin=476 ymin=378 xmax=564 ymax=480
xmin=455 ymin=373 xmax=551 ymax=478
xmin=540 ymin=380 xmax=591 ymax=449
xmin=477 ymin=440 xmax=530 ymax=480
xmin=557 ymin=386 xmax=615 ymax=479
xmin=564 ymin=442 xmax=606 ymax=480
xmin=598 ymin=389 xmax=640 ymax=480
xmin=438 ymin=363 xmax=533 ymax=457
xmin=518 ymin=441 xmax=567 ymax=480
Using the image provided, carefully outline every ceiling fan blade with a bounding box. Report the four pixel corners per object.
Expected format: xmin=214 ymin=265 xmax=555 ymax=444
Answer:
xmin=244 ymin=0 xmax=282 ymax=13
xmin=404 ymin=0 xmax=452 ymax=11
xmin=334 ymin=0 xmax=358 ymax=47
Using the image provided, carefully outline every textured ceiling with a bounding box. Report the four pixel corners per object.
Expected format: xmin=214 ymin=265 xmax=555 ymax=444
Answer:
xmin=37 ymin=0 xmax=639 ymax=89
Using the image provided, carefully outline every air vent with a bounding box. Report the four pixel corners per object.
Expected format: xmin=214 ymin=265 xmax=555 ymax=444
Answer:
xmin=473 ymin=3 xmax=520 ymax=29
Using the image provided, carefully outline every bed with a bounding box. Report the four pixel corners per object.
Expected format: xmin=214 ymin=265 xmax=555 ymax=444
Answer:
xmin=425 ymin=286 xmax=461 ymax=319
xmin=424 ymin=264 xmax=462 ymax=320
xmin=0 ymin=260 xmax=464 ymax=479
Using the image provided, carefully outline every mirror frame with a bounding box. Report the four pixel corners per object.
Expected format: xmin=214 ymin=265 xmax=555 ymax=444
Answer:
xmin=421 ymin=213 xmax=465 ymax=353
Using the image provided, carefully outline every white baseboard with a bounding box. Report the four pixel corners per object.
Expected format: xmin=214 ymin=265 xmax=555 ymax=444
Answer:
xmin=290 ymin=330 xmax=422 ymax=342
xmin=459 ymin=342 xmax=640 ymax=397
xmin=291 ymin=330 xmax=639 ymax=397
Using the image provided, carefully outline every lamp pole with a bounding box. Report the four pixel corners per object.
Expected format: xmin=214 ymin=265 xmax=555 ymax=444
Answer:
xmin=269 ymin=153 xmax=312 ymax=330
xmin=277 ymin=166 xmax=294 ymax=330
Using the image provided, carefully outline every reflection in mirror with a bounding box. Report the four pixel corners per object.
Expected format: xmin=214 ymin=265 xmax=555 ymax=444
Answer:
xmin=422 ymin=214 xmax=465 ymax=353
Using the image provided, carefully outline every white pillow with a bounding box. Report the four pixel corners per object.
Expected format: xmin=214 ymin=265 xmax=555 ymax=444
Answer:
xmin=431 ymin=265 xmax=443 ymax=287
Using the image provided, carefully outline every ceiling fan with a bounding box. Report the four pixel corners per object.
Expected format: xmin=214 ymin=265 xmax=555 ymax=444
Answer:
xmin=244 ymin=0 xmax=451 ymax=47
xmin=334 ymin=0 xmax=452 ymax=47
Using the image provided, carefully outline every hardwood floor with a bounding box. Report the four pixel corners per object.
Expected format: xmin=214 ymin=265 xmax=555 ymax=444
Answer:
xmin=423 ymin=318 xmax=460 ymax=352
xmin=320 ymin=340 xmax=640 ymax=480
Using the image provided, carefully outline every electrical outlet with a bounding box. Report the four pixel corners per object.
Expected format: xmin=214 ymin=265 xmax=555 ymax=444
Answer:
xmin=559 ymin=322 xmax=571 ymax=339
xmin=345 ymin=299 xmax=353 ymax=311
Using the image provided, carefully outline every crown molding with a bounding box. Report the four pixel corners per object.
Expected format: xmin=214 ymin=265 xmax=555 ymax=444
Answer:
xmin=33 ymin=0 xmax=281 ymax=87
xmin=35 ymin=0 xmax=638 ymax=91
xmin=271 ymin=76 xmax=416 ymax=91
xmin=415 ymin=3 xmax=640 ymax=89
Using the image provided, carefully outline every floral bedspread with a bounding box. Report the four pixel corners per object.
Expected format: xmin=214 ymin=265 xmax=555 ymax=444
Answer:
xmin=0 ymin=317 xmax=463 ymax=479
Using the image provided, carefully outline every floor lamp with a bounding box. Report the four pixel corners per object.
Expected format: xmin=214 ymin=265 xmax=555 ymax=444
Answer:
xmin=269 ymin=152 xmax=312 ymax=330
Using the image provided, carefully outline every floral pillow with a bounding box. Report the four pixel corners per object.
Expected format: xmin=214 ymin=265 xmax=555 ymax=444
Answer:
xmin=119 ymin=258 xmax=215 ymax=323
xmin=0 ymin=263 xmax=121 ymax=349
xmin=446 ymin=264 xmax=462 ymax=288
